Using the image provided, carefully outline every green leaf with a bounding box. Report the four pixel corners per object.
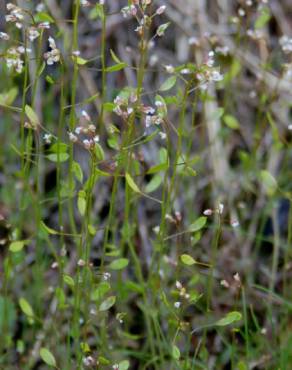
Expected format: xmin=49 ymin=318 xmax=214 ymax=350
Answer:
xmin=109 ymin=258 xmax=129 ymax=270
xmin=78 ymin=191 xmax=86 ymax=216
xmin=106 ymin=63 xmax=127 ymax=72
xmin=223 ymin=115 xmax=240 ymax=130
xmin=125 ymin=173 xmax=141 ymax=193
xmin=89 ymin=4 xmax=104 ymax=20
xmin=180 ymin=254 xmax=196 ymax=266
xmin=211 ymin=107 xmax=224 ymax=121
xmin=237 ymin=361 xmax=248 ymax=370
xmin=40 ymin=221 xmax=58 ymax=235
xmin=95 ymin=143 xmax=105 ymax=161
xmin=159 ymin=76 xmax=177 ymax=92
xmin=63 ymin=274 xmax=75 ymax=287
xmin=188 ymin=217 xmax=207 ymax=232
xmin=157 ymin=22 xmax=170 ymax=36
xmin=72 ymin=161 xmax=83 ymax=183
xmin=147 ymin=162 xmax=168 ymax=174
xmin=25 ymin=105 xmax=40 ymax=127
xmin=19 ymin=298 xmax=34 ymax=318
xmin=155 ymin=95 xmax=167 ymax=118
xmin=255 ymin=7 xmax=271 ymax=29
xmin=0 ymin=296 xmax=16 ymax=332
xmin=172 ymin=344 xmax=180 ymax=360
xmin=35 ymin=12 xmax=54 ymax=23
xmin=110 ymin=49 xmax=123 ymax=64
xmin=50 ymin=142 xmax=68 ymax=153
xmin=260 ymin=170 xmax=277 ymax=196
xmin=47 ymin=153 xmax=69 ymax=163
xmin=118 ymin=360 xmax=130 ymax=370
xmin=9 ymin=241 xmax=25 ymax=253
xmin=0 ymin=87 xmax=18 ymax=106
xmin=145 ymin=174 xmax=163 ymax=193
xmin=88 ymin=224 xmax=96 ymax=236
xmin=215 ymin=311 xmax=242 ymax=326
xmin=99 ymin=296 xmax=116 ymax=311
xmin=91 ymin=282 xmax=111 ymax=301
xmin=73 ymin=56 xmax=88 ymax=65
xmin=40 ymin=348 xmax=57 ymax=367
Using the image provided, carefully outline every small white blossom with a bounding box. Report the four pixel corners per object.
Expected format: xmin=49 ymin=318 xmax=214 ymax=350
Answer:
xmin=203 ymin=209 xmax=213 ymax=216
xmin=77 ymin=259 xmax=86 ymax=267
xmin=69 ymin=132 xmax=78 ymax=142
xmin=231 ymin=220 xmax=240 ymax=228
xmin=188 ymin=36 xmax=199 ymax=46
xmin=36 ymin=3 xmax=45 ymax=12
xmin=156 ymin=5 xmax=166 ymax=15
xmin=44 ymin=37 xmax=60 ymax=65
xmin=238 ymin=8 xmax=245 ymax=17
xmin=280 ymin=35 xmax=292 ymax=54
xmin=220 ymin=279 xmax=230 ymax=288
xmin=210 ymin=70 xmax=224 ymax=82
xmin=51 ymin=261 xmax=58 ymax=269
xmin=218 ymin=203 xmax=224 ymax=214
xmin=28 ymin=27 xmax=40 ymax=42
xmin=103 ymin=272 xmax=111 ymax=281
xmin=165 ymin=64 xmax=174 ymax=73
xmin=174 ymin=301 xmax=181 ymax=308
xmin=43 ymin=133 xmax=52 ymax=144
xmin=159 ymin=132 xmax=167 ymax=140
xmin=0 ymin=32 xmax=10 ymax=40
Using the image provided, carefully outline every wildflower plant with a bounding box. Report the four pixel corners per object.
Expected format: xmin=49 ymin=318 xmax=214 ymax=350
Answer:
xmin=0 ymin=0 xmax=292 ymax=369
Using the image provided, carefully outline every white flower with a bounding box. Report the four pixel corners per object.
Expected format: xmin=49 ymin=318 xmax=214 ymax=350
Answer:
xmin=203 ymin=209 xmax=213 ymax=216
xmin=28 ymin=27 xmax=40 ymax=42
xmin=231 ymin=220 xmax=240 ymax=228
xmin=0 ymin=32 xmax=10 ymax=40
xmin=174 ymin=301 xmax=181 ymax=308
xmin=165 ymin=64 xmax=174 ymax=73
xmin=210 ymin=70 xmax=223 ymax=82
xmin=44 ymin=37 xmax=60 ymax=65
xmin=43 ymin=133 xmax=52 ymax=144
xmin=93 ymin=135 xmax=100 ymax=143
xmin=280 ymin=35 xmax=292 ymax=54
xmin=218 ymin=203 xmax=224 ymax=214
xmin=36 ymin=3 xmax=45 ymax=12
xmin=69 ymin=132 xmax=78 ymax=142
xmin=159 ymin=132 xmax=167 ymax=140
xmin=156 ymin=5 xmax=166 ymax=15
xmin=188 ymin=36 xmax=199 ymax=46
xmin=38 ymin=22 xmax=50 ymax=29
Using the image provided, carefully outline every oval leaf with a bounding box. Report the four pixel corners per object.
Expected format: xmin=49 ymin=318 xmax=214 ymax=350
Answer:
xmin=125 ymin=173 xmax=141 ymax=193
xmin=109 ymin=258 xmax=129 ymax=270
xmin=40 ymin=348 xmax=56 ymax=367
xmin=99 ymin=296 xmax=116 ymax=312
xmin=215 ymin=311 xmax=242 ymax=327
xmin=180 ymin=254 xmax=196 ymax=266
xmin=19 ymin=298 xmax=34 ymax=318
xmin=159 ymin=76 xmax=177 ymax=92
xmin=188 ymin=217 xmax=207 ymax=232
xmin=172 ymin=344 xmax=180 ymax=360
xmin=9 ymin=241 xmax=25 ymax=253
xmin=260 ymin=170 xmax=277 ymax=196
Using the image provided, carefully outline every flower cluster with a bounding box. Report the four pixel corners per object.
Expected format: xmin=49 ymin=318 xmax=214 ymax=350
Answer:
xmin=44 ymin=37 xmax=60 ymax=65
xmin=5 ymin=46 xmax=30 ymax=73
xmin=280 ymin=35 xmax=292 ymax=54
xmin=68 ymin=111 xmax=99 ymax=151
xmin=113 ymin=93 xmax=166 ymax=132
xmin=174 ymin=280 xmax=191 ymax=308
xmin=5 ymin=3 xmax=24 ymax=29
